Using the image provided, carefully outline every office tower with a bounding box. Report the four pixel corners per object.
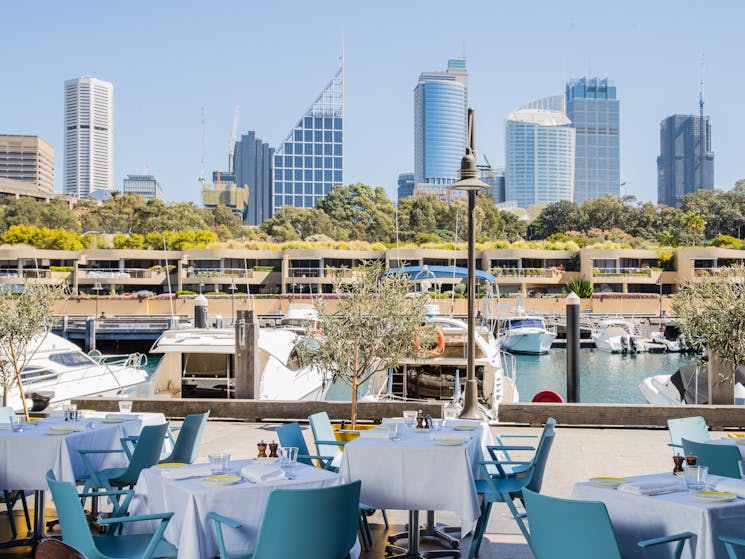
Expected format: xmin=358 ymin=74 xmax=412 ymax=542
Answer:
xmin=234 ymin=131 xmax=274 ymax=225
xmin=565 ymin=77 xmax=620 ymax=203
xmin=397 ymin=172 xmax=415 ymax=200
xmin=64 ymin=77 xmax=114 ymax=198
xmin=414 ymin=58 xmax=468 ymax=187
xmin=478 ymin=163 xmax=505 ymax=204
xmin=272 ymin=62 xmax=343 ymax=217
xmin=0 ymin=135 xmax=55 ymax=194
xmin=505 ymin=105 xmax=575 ymax=208
xmin=657 ymin=114 xmax=714 ymax=208
xmin=122 ymin=174 xmax=163 ymax=200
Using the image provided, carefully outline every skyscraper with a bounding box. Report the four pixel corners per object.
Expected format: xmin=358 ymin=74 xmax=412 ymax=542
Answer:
xmin=234 ymin=131 xmax=274 ymax=225
xmin=414 ymin=58 xmax=468 ymax=187
xmin=123 ymin=174 xmax=163 ymax=200
xmin=657 ymin=114 xmax=714 ymax=208
xmin=397 ymin=172 xmax=415 ymax=200
xmin=272 ymin=62 xmax=343 ymax=217
xmin=565 ymin=77 xmax=620 ymax=203
xmin=0 ymin=135 xmax=55 ymax=194
xmin=505 ymin=106 xmax=575 ymax=208
xmin=64 ymin=77 xmax=114 ymax=198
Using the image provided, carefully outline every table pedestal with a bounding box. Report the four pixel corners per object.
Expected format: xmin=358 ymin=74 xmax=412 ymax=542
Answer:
xmin=0 ymin=490 xmax=45 ymax=550
xmin=385 ymin=511 xmax=460 ymax=559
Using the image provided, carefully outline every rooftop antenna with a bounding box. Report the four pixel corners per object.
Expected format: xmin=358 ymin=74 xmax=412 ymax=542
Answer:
xmin=199 ymin=106 xmax=206 ymax=189
xmin=699 ymin=54 xmax=706 ymax=189
xmin=228 ymin=106 xmax=240 ymax=174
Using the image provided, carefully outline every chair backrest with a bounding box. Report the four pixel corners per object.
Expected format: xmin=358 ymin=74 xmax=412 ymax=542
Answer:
xmin=117 ymin=422 xmax=170 ymax=486
xmin=525 ymin=417 xmax=557 ymax=493
xmin=252 ymin=481 xmax=361 ymax=559
xmin=668 ymin=416 xmax=709 ymax=447
xmin=523 ymin=489 xmax=622 ymax=559
xmin=35 ymin=539 xmax=88 ymax=559
xmin=162 ymin=411 xmax=209 ymax=464
xmin=308 ymin=412 xmax=342 ymax=462
xmin=46 ymin=471 xmax=100 ymax=559
xmin=681 ymin=438 xmax=742 ymax=478
xmin=276 ymin=422 xmax=313 ymax=466
xmin=0 ymin=406 xmax=15 ymax=423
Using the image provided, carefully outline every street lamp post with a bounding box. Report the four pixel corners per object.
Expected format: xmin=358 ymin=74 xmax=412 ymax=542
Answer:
xmin=448 ymin=108 xmax=490 ymax=420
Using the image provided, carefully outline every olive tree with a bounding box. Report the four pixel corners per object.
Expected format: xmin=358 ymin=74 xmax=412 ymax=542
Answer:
xmin=0 ymin=285 xmax=65 ymax=417
xmin=673 ymin=266 xmax=745 ymax=403
xmin=294 ymin=263 xmax=435 ymax=428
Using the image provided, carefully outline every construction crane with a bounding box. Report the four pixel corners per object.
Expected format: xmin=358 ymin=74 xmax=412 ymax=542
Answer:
xmin=199 ymin=106 xmax=206 ymax=189
xmin=228 ymin=106 xmax=240 ymax=174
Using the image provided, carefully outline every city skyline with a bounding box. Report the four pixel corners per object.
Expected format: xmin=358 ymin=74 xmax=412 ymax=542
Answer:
xmin=2 ymin=1 xmax=743 ymax=206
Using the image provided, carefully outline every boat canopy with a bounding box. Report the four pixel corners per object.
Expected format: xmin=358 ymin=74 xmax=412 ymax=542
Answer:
xmin=386 ymin=266 xmax=496 ymax=283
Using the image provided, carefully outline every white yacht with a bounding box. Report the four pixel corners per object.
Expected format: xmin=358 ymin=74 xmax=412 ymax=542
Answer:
xmin=3 ymin=332 xmax=150 ymax=412
xmin=149 ymin=322 xmax=330 ymax=401
xmin=640 ymin=365 xmax=745 ymax=405
xmin=498 ymin=315 xmax=556 ymax=355
xmin=591 ymin=318 xmax=646 ymax=353
xmin=647 ymin=322 xmax=690 ymax=353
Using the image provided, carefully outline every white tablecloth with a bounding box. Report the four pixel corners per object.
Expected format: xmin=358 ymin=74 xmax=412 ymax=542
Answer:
xmin=130 ymin=459 xmax=343 ymax=559
xmin=340 ymin=419 xmax=491 ymax=537
xmin=572 ymin=473 xmax=745 ymax=559
xmin=0 ymin=412 xmax=166 ymax=490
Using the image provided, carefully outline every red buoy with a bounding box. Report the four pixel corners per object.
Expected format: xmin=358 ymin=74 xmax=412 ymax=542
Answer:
xmin=531 ymin=390 xmax=564 ymax=403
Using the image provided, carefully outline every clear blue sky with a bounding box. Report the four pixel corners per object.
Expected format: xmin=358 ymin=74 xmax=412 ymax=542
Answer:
xmin=3 ymin=0 xmax=744 ymax=204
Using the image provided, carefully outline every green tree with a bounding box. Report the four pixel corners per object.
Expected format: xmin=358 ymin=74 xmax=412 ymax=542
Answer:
xmin=1 ymin=198 xmax=80 ymax=233
xmin=261 ymin=207 xmax=335 ymax=241
xmin=682 ymin=211 xmax=706 ymax=246
xmin=530 ymin=200 xmax=582 ymax=239
xmin=317 ymin=183 xmax=396 ymax=242
xmin=93 ymin=193 xmax=146 ymax=233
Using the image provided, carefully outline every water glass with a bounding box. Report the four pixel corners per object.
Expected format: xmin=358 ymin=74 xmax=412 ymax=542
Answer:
xmin=431 ymin=418 xmax=443 ymax=432
xmin=279 ymin=447 xmax=298 ymax=478
xmin=388 ymin=423 xmax=401 ymax=442
xmin=403 ymin=410 xmax=417 ymax=430
xmin=208 ymin=452 xmax=231 ymax=475
xmin=685 ymin=465 xmax=709 ymax=491
xmin=118 ymin=400 xmax=133 ymax=413
xmin=739 ymin=460 xmax=745 ymax=480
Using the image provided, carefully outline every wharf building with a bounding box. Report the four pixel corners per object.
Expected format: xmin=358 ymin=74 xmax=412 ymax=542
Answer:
xmin=0 ymin=244 xmax=739 ymax=301
xmin=657 ymin=114 xmax=714 ymax=208
xmin=122 ymin=174 xmax=163 ymax=200
xmin=0 ymin=135 xmax=55 ymax=194
xmin=565 ymin=77 xmax=620 ymax=203
xmin=64 ymin=77 xmax=114 ymax=199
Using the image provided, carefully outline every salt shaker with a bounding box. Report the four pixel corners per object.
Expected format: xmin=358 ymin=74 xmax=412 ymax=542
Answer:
xmin=257 ymin=440 xmax=268 ymax=458
xmin=673 ymin=455 xmax=684 ymax=475
xmin=268 ymin=441 xmax=279 ymax=458
xmin=685 ymin=455 xmax=698 ymax=466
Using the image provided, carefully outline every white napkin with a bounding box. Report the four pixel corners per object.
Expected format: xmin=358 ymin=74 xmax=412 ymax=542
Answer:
xmin=0 ymin=423 xmax=11 ymax=431
xmin=160 ymin=464 xmax=213 ymax=481
xmin=241 ymin=462 xmax=286 ymax=483
xmin=445 ymin=419 xmax=483 ymax=428
xmin=105 ymin=413 xmax=141 ymax=420
xmin=712 ymin=478 xmax=745 ymax=498
xmin=429 ymin=432 xmax=470 ymax=443
xmin=618 ymin=479 xmax=684 ymax=495
xmin=51 ymin=423 xmax=86 ymax=432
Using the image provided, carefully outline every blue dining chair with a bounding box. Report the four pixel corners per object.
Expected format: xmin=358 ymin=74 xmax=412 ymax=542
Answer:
xmin=720 ymin=535 xmax=745 ymax=558
xmin=208 ymin=480 xmax=361 ymax=559
xmin=0 ymin=406 xmax=31 ymax=538
xmin=468 ymin=418 xmax=556 ymax=559
xmin=276 ymin=422 xmax=334 ymax=470
xmin=160 ymin=411 xmax=209 ymax=464
xmin=80 ymin=422 xmax=169 ymax=510
xmin=46 ymin=470 xmax=177 ymax=559
xmin=668 ymin=416 xmax=709 ymax=449
xmin=681 ymin=438 xmax=743 ymax=478
xmin=523 ymin=489 xmax=694 ymax=559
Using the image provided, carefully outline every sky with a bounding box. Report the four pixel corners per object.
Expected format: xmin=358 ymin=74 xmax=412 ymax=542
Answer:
xmin=2 ymin=0 xmax=744 ymax=205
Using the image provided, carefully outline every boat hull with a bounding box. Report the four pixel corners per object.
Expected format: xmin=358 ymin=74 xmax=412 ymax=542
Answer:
xmin=501 ymin=331 xmax=556 ymax=355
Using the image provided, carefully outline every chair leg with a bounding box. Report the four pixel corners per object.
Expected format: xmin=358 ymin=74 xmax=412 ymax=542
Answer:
xmin=358 ymin=513 xmax=371 ymax=551
xmin=19 ymin=492 xmax=31 ymax=532
xmin=502 ymin=493 xmax=530 ymax=542
xmin=469 ymin=501 xmax=492 ymax=559
xmin=3 ymin=491 xmax=18 ymax=539
xmin=382 ymin=508 xmax=390 ymax=529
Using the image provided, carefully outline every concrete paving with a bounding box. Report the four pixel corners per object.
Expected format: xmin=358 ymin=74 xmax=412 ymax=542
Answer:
xmin=0 ymin=420 xmax=695 ymax=558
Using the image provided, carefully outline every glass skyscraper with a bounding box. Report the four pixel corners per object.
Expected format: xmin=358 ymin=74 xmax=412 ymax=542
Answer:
xmin=505 ymin=106 xmax=575 ymax=208
xmin=565 ymin=77 xmax=620 ymax=203
xmin=272 ymin=63 xmax=343 ymax=215
xmin=397 ymin=172 xmax=415 ymax=200
xmin=234 ymin=131 xmax=274 ymax=225
xmin=657 ymin=114 xmax=714 ymax=208
xmin=414 ymin=58 xmax=467 ymax=187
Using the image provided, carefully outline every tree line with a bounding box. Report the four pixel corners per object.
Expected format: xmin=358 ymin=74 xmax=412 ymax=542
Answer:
xmin=1 ymin=181 xmax=744 ymax=249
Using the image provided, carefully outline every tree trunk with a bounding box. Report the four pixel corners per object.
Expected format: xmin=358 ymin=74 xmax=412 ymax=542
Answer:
xmin=708 ymin=350 xmax=736 ymax=405
xmin=351 ymin=345 xmax=359 ymax=430
xmin=2 ymin=387 xmax=6 ymax=408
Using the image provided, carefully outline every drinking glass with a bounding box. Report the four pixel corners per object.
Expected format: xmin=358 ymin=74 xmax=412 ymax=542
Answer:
xmin=118 ymin=400 xmax=133 ymax=413
xmin=739 ymin=460 xmax=745 ymax=480
xmin=388 ymin=423 xmax=401 ymax=442
xmin=209 ymin=452 xmax=231 ymax=475
xmin=403 ymin=410 xmax=417 ymax=430
xmin=279 ymin=447 xmax=298 ymax=479
xmin=431 ymin=418 xmax=443 ymax=432
xmin=684 ymin=465 xmax=709 ymax=491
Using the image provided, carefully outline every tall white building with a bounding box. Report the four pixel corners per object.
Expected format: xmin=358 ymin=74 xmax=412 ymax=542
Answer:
xmin=64 ymin=76 xmax=114 ymax=198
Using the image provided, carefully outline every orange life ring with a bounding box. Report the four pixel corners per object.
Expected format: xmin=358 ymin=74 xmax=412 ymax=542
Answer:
xmin=413 ymin=328 xmax=446 ymax=358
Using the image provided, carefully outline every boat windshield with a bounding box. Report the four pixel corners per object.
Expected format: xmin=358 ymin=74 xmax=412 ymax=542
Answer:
xmin=505 ymin=318 xmax=544 ymax=329
xmin=49 ymin=352 xmax=96 ymax=367
xmin=20 ymin=366 xmax=59 ymax=385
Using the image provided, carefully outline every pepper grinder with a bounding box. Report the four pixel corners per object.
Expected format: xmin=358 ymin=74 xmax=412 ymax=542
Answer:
xmin=685 ymin=455 xmax=698 ymax=466
xmin=268 ymin=441 xmax=279 ymax=458
xmin=257 ymin=440 xmax=268 ymax=458
xmin=673 ymin=455 xmax=684 ymax=475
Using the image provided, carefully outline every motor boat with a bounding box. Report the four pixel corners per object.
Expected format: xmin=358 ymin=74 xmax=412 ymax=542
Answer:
xmin=639 ymin=365 xmax=745 ymax=405
xmin=2 ymin=332 xmax=150 ymax=412
xmin=149 ymin=321 xmax=331 ymax=401
xmin=647 ymin=322 xmax=690 ymax=353
xmin=591 ymin=318 xmax=646 ymax=354
xmin=498 ymin=314 xmax=556 ymax=355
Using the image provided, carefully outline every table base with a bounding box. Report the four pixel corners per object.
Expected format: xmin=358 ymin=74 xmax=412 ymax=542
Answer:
xmin=385 ymin=511 xmax=460 ymax=559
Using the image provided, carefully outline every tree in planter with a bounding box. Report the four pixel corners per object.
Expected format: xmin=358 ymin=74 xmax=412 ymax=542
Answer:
xmin=673 ymin=265 xmax=745 ymax=403
xmin=0 ymin=284 xmax=65 ymax=417
xmin=294 ymin=263 xmax=435 ymax=428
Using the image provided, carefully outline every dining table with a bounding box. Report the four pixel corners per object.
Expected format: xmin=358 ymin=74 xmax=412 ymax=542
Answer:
xmin=0 ymin=411 xmax=165 ymax=549
xmin=340 ymin=418 xmax=493 ymax=558
xmin=572 ymin=472 xmax=745 ymax=559
xmin=129 ymin=458 xmax=347 ymax=559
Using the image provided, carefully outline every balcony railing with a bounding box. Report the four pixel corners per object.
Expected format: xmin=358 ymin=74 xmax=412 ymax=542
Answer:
xmin=287 ymin=267 xmax=355 ymax=279
xmin=592 ymin=267 xmax=658 ymax=277
xmin=491 ymin=267 xmax=563 ymax=279
xmin=81 ymin=268 xmax=169 ymax=280
xmin=185 ymin=267 xmax=251 ymax=279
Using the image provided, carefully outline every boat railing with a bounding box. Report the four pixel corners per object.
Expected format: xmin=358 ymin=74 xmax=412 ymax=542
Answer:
xmin=500 ymin=350 xmax=517 ymax=382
